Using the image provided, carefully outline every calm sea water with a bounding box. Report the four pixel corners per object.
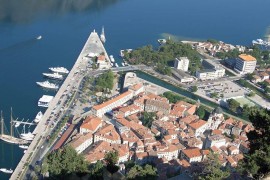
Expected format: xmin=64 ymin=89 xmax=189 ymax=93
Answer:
xmin=0 ymin=0 xmax=270 ymax=178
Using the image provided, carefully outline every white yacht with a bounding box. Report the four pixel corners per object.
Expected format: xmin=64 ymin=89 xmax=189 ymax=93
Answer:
xmin=36 ymin=35 xmax=42 ymax=40
xmin=121 ymin=62 xmax=125 ymax=66
xmin=120 ymin=50 xmax=124 ymax=57
xmin=158 ymin=39 xmax=167 ymax=45
xmin=19 ymin=145 xmax=29 ymax=149
xmin=20 ymin=132 xmax=34 ymax=141
xmin=34 ymin=111 xmax=43 ymax=123
xmin=0 ymin=168 xmax=13 ymax=174
xmin=36 ymin=81 xmax=59 ymax=89
xmin=43 ymin=72 xmax=63 ymax=80
xmin=49 ymin=67 xmax=69 ymax=74
xmin=110 ymin=63 xmax=114 ymax=67
xmin=109 ymin=55 xmax=115 ymax=63
xmin=115 ymin=63 xmax=119 ymax=67
xmin=38 ymin=95 xmax=54 ymax=107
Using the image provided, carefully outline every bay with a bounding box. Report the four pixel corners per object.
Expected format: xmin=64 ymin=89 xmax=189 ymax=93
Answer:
xmin=0 ymin=0 xmax=270 ymax=179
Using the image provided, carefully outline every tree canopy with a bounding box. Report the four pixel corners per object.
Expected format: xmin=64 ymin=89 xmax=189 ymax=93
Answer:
xmin=239 ymin=108 xmax=270 ymax=179
xmin=196 ymin=106 xmax=206 ymax=119
xmin=163 ymin=91 xmax=185 ymax=103
xmin=199 ymin=152 xmax=230 ymax=180
xmin=89 ymin=160 xmax=104 ymax=180
xmin=95 ymin=70 xmax=114 ymax=91
xmin=104 ymin=151 xmax=119 ymax=174
xmin=140 ymin=112 xmax=156 ymax=128
xmin=45 ymin=146 xmax=89 ymax=179
xmin=126 ymin=164 xmax=158 ymax=180
xmin=227 ymin=98 xmax=240 ymax=112
xmin=124 ymin=40 xmax=201 ymax=75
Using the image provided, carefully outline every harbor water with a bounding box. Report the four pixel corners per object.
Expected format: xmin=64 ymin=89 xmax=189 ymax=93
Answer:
xmin=0 ymin=0 xmax=270 ymax=179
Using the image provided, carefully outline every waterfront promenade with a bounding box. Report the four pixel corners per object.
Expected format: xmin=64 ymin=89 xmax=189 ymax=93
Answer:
xmin=10 ymin=30 xmax=109 ymax=180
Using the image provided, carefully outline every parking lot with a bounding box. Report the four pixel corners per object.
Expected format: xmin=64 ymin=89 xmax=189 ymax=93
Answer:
xmin=197 ymin=80 xmax=249 ymax=100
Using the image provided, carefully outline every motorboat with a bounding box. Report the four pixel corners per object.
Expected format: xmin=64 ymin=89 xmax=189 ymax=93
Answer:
xmin=36 ymin=35 xmax=42 ymax=40
xmin=15 ymin=122 xmax=21 ymax=128
xmin=36 ymin=81 xmax=59 ymax=89
xmin=121 ymin=62 xmax=125 ymax=66
xmin=19 ymin=145 xmax=29 ymax=149
xmin=115 ymin=63 xmax=119 ymax=67
xmin=109 ymin=55 xmax=115 ymax=63
xmin=0 ymin=168 xmax=13 ymax=174
xmin=38 ymin=95 xmax=54 ymax=107
xmin=43 ymin=72 xmax=63 ymax=80
xmin=34 ymin=111 xmax=43 ymax=123
xmin=49 ymin=67 xmax=69 ymax=74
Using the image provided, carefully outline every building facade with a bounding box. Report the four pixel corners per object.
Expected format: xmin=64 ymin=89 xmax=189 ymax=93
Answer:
xmin=234 ymin=54 xmax=257 ymax=74
xmin=174 ymin=57 xmax=189 ymax=72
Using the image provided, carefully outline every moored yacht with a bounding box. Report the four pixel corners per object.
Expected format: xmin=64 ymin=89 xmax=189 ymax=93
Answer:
xmin=36 ymin=81 xmax=59 ymax=89
xmin=19 ymin=145 xmax=29 ymax=149
xmin=109 ymin=55 xmax=115 ymax=63
xmin=20 ymin=132 xmax=34 ymax=141
xmin=43 ymin=72 xmax=63 ymax=80
xmin=49 ymin=67 xmax=69 ymax=74
xmin=115 ymin=63 xmax=119 ymax=67
xmin=34 ymin=111 xmax=43 ymax=123
xmin=0 ymin=168 xmax=13 ymax=174
xmin=15 ymin=122 xmax=21 ymax=127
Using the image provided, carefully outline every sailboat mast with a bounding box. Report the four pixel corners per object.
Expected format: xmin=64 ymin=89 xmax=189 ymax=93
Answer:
xmin=1 ymin=111 xmax=4 ymax=135
xmin=10 ymin=108 xmax=13 ymax=137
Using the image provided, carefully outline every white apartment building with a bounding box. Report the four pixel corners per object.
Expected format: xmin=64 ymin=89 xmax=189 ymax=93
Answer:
xmin=174 ymin=57 xmax=189 ymax=72
xmin=70 ymin=133 xmax=93 ymax=154
xmin=196 ymin=68 xmax=225 ymax=80
xmin=156 ymin=145 xmax=179 ymax=161
xmin=234 ymin=54 xmax=257 ymax=74
xmin=92 ymin=90 xmax=133 ymax=117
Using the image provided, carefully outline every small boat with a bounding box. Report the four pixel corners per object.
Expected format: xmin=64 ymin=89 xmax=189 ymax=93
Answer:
xmin=110 ymin=63 xmax=114 ymax=67
xmin=36 ymin=35 xmax=42 ymax=40
xmin=34 ymin=111 xmax=43 ymax=123
xmin=157 ymin=39 xmax=166 ymax=45
xmin=19 ymin=145 xmax=29 ymax=149
xmin=121 ymin=62 xmax=125 ymax=66
xmin=24 ymin=150 xmax=27 ymax=153
xmin=120 ymin=50 xmax=124 ymax=57
xmin=109 ymin=55 xmax=115 ymax=63
xmin=115 ymin=63 xmax=119 ymax=67
xmin=15 ymin=122 xmax=21 ymax=128
xmin=0 ymin=168 xmax=13 ymax=174
xmin=20 ymin=132 xmax=34 ymax=141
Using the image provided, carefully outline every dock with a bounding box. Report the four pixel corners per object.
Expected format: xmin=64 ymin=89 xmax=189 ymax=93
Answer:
xmin=10 ymin=29 xmax=111 ymax=179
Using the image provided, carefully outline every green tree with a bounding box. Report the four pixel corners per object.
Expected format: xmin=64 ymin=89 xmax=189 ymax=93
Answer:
xmin=191 ymin=86 xmax=198 ymax=92
xmin=163 ymin=91 xmax=184 ymax=103
xmin=196 ymin=106 xmax=206 ymax=119
xmin=45 ymin=146 xmax=89 ymax=178
xmin=96 ymin=70 xmax=114 ymax=91
xmin=199 ymin=152 xmax=230 ymax=180
xmin=247 ymin=91 xmax=255 ymax=97
xmin=89 ymin=160 xmax=104 ymax=180
xmin=238 ymin=108 xmax=270 ymax=179
xmin=210 ymin=92 xmax=218 ymax=98
xmin=227 ymin=99 xmax=240 ymax=112
xmin=126 ymin=164 xmax=158 ymax=180
xmin=140 ymin=112 xmax=156 ymax=128
xmin=105 ymin=151 xmax=119 ymax=174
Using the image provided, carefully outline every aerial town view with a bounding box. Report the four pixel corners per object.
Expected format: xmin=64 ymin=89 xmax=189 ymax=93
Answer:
xmin=0 ymin=0 xmax=270 ymax=180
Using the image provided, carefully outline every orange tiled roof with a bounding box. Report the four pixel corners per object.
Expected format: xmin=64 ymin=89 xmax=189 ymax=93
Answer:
xmin=239 ymin=54 xmax=256 ymax=61
xmin=189 ymin=120 xmax=207 ymax=130
xmin=182 ymin=148 xmax=202 ymax=158
xmin=80 ymin=115 xmax=102 ymax=132
xmin=93 ymin=91 xmax=132 ymax=110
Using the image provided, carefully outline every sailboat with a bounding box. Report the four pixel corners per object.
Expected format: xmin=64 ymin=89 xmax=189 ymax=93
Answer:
xmin=20 ymin=124 xmax=34 ymax=141
xmin=0 ymin=109 xmax=29 ymax=144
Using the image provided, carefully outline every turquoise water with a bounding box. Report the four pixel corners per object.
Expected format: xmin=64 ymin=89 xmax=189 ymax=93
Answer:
xmin=0 ymin=0 xmax=270 ymax=178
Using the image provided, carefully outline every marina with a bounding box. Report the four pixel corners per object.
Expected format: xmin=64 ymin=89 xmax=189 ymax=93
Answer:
xmin=11 ymin=29 xmax=112 ymax=179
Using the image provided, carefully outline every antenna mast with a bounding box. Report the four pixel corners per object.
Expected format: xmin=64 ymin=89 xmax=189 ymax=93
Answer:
xmin=1 ymin=111 xmax=4 ymax=135
xmin=10 ymin=108 xmax=13 ymax=137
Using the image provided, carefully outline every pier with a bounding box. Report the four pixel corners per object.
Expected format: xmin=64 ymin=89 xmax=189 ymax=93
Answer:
xmin=10 ymin=30 xmax=111 ymax=180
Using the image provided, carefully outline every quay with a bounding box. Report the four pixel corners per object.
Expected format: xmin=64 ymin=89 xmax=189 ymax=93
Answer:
xmin=10 ymin=29 xmax=111 ymax=180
